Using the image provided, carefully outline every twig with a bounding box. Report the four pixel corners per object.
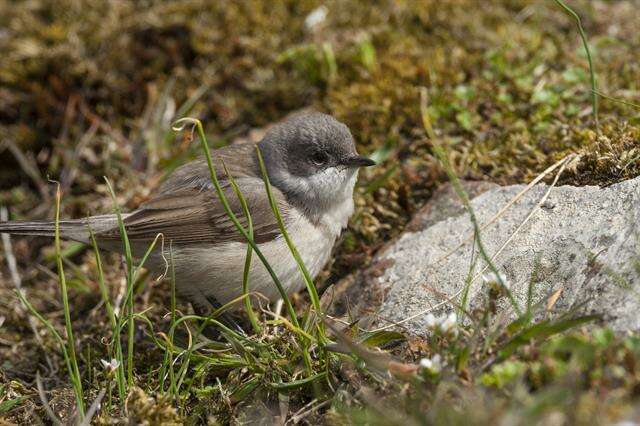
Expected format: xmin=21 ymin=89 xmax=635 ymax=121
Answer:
xmin=78 ymin=100 xmax=129 ymax=146
xmin=2 ymin=139 xmax=50 ymax=202
xmin=61 ymin=121 xmax=99 ymax=193
xmin=78 ymin=388 xmax=107 ymax=426
xmin=112 ymin=276 xmax=128 ymax=316
xmin=36 ymin=372 xmax=63 ymax=426
xmin=287 ymin=399 xmax=331 ymax=425
xmin=277 ymin=392 xmax=290 ymax=426
xmin=593 ymin=89 xmax=640 ymax=109
xmin=472 ymin=154 xmax=576 ymax=282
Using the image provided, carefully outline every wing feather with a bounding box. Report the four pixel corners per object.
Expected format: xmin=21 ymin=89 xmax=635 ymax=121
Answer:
xmin=97 ymin=147 xmax=288 ymax=245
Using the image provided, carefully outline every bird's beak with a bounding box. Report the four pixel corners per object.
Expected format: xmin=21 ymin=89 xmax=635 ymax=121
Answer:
xmin=341 ymin=155 xmax=376 ymax=168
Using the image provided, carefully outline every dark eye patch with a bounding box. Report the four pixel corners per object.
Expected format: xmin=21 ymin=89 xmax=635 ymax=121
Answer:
xmin=309 ymin=151 xmax=329 ymax=166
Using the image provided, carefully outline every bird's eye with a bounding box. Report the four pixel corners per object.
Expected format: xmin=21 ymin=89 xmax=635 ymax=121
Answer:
xmin=309 ymin=152 xmax=328 ymax=166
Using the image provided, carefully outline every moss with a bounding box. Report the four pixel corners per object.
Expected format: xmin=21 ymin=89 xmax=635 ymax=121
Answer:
xmin=98 ymin=387 xmax=181 ymax=425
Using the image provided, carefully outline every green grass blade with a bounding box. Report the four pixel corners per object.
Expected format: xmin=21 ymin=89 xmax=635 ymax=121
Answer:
xmin=159 ymin=244 xmax=178 ymax=396
xmin=171 ymin=118 xmax=300 ymax=327
xmin=270 ymin=371 xmax=328 ymax=391
xmin=254 ymin=147 xmax=324 ymax=336
xmin=87 ymin=225 xmax=126 ymax=400
xmin=104 ymin=178 xmax=136 ymax=389
xmin=52 ymin=183 xmax=85 ymax=417
xmin=14 ymin=290 xmax=79 ymax=414
xmin=459 ymin=232 xmax=480 ymax=316
xmin=420 ymin=88 xmax=523 ymax=317
xmin=554 ymin=0 xmax=599 ymax=131
xmin=497 ymin=314 xmax=600 ymax=360
xmin=221 ymin=160 xmax=261 ymax=333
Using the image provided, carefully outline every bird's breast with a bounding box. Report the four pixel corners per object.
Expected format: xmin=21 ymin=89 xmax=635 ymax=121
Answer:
xmin=165 ymin=202 xmax=351 ymax=306
xmin=271 ymin=208 xmax=339 ymax=293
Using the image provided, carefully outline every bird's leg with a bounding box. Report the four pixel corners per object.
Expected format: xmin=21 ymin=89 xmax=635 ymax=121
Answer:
xmin=204 ymin=296 xmax=247 ymax=335
xmin=192 ymin=295 xmax=246 ymax=339
xmin=191 ymin=302 xmax=222 ymax=341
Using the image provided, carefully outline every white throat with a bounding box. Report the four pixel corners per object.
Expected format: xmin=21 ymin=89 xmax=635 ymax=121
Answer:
xmin=276 ymin=167 xmax=358 ymax=235
xmin=316 ymin=169 xmax=357 ymax=236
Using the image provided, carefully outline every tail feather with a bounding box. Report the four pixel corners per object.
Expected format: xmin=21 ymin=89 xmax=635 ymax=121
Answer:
xmin=0 ymin=214 xmax=124 ymax=243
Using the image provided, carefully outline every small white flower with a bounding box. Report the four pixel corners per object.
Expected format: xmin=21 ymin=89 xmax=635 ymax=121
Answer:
xmin=424 ymin=313 xmax=437 ymax=329
xmin=439 ymin=312 xmax=457 ymax=334
xmin=100 ymin=358 xmax=120 ymax=373
xmin=305 ymin=5 xmax=328 ymax=30
xmin=426 ymin=312 xmax=458 ymax=336
xmin=419 ymin=354 xmax=442 ymax=374
xmin=419 ymin=358 xmax=433 ymax=369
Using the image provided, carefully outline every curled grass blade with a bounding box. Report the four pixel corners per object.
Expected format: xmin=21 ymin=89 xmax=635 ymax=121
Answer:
xmin=172 ymin=118 xmax=320 ymax=373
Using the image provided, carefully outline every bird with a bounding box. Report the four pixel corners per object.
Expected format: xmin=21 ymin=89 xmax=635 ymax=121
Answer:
xmin=0 ymin=112 xmax=375 ymax=318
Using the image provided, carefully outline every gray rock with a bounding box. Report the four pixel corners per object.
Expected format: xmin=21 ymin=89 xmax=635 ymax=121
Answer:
xmin=346 ymin=177 xmax=640 ymax=335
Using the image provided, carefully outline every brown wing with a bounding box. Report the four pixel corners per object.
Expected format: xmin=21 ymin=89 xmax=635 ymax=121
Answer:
xmin=98 ymin=146 xmax=288 ymax=245
xmin=156 ymin=143 xmax=261 ymax=194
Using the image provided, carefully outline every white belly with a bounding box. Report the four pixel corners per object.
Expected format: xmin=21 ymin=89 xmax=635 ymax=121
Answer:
xmin=167 ymin=206 xmax=345 ymax=307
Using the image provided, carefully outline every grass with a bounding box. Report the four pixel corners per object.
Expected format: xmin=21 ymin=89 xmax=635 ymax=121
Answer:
xmin=221 ymin=161 xmax=261 ymax=334
xmin=420 ymin=87 xmax=522 ymax=317
xmin=88 ymin=225 xmax=126 ymax=401
xmin=254 ymin=145 xmax=324 ymax=336
xmin=14 ymin=184 xmax=85 ymax=422
xmin=554 ymin=0 xmax=599 ymax=131
xmin=1 ymin=0 xmax=640 ymax=424
xmin=52 ymin=183 xmax=85 ymax=419
xmin=171 ymin=118 xmax=301 ymax=325
xmin=103 ymin=178 xmax=136 ymax=391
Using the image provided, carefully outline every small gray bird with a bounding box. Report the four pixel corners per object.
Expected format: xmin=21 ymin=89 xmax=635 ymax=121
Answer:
xmin=0 ymin=113 xmax=374 ymax=315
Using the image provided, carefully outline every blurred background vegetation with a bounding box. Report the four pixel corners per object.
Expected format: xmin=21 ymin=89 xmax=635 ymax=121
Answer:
xmin=1 ymin=0 xmax=638 ymax=280
xmin=0 ymin=0 xmax=639 ymax=424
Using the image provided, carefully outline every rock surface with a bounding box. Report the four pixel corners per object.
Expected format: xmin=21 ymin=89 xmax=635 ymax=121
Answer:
xmin=332 ymin=176 xmax=640 ymax=335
